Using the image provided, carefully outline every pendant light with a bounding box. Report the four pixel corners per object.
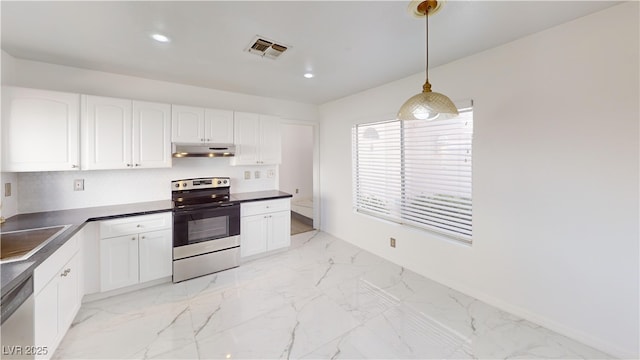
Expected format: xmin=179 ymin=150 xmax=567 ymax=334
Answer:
xmin=397 ymin=0 xmax=458 ymax=121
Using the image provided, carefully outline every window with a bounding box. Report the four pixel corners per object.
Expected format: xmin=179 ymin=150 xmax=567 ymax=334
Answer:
xmin=352 ymin=104 xmax=473 ymax=242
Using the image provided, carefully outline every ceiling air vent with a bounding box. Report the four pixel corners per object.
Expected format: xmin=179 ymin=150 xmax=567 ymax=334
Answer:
xmin=246 ymin=35 xmax=289 ymax=60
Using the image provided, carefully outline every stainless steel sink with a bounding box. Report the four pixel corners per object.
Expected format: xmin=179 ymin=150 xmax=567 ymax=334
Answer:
xmin=0 ymin=225 xmax=71 ymax=264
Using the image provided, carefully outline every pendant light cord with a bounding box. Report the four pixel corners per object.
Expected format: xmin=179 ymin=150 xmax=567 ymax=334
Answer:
xmin=422 ymin=4 xmax=432 ymax=93
xmin=425 ymin=6 xmax=429 ymax=84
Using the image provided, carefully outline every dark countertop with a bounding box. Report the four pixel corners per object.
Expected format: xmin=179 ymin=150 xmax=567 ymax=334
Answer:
xmin=1 ymin=200 xmax=174 ymax=298
xmin=1 ymin=191 xmax=291 ymax=297
xmin=0 ymin=200 xmax=174 ymax=233
xmin=231 ymin=190 xmax=293 ymax=203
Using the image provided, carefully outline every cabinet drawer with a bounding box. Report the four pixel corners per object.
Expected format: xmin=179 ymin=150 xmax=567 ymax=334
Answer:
xmin=34 ymin=235 xmax=79 ymax=295
xmin=99 ymin=212 xmax=171 ymax=238
xmin=241 ymin=198 xmax=290 ymax=217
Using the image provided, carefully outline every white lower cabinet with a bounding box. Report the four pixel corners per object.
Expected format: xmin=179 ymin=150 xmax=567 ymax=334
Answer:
xmin=241 ymin=198 xmax=291 ymax=258
xmin=34 ymin=231 xmax=83 ymax=360
xmin=100 ymin=234 xmax=139 ymax=291
xmin=241 ymin=214 xmax=268 ymax=256
xmin=268 ymin=210 xmax=291 ymax=250
xmin=99 ymin=213 xmax=172 ymax=292
xmin=139 ymin=229 xmax=173 ymax=283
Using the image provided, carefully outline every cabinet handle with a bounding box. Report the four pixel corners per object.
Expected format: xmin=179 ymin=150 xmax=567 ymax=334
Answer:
xmin=71 ymin=164 xmax=78 ymax=168
xmin=134 ymin=164 xmax=140 ymax=167
xmin=206 ymin=138 xmax=211 ymax=142
xmin=141 ymin=236 xmax=146 ymax=239
xmin=127 ymin=164 xmax=132 ymax=167
xmin=132 ymin=237 xmax=136 ymax=241
xmin=60 ymin=268 xmax=70 ymax=277
xmin=201 ymin=138 xmax=204 ymax=142
xmin=136 ymin=224 xmax=141 ymax=228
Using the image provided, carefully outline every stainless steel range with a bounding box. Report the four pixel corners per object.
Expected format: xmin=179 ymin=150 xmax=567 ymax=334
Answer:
xmin=171 ymin=177 xmax=240 ymax=283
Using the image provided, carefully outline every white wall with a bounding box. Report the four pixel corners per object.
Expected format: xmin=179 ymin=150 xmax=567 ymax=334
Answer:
xmin=1 ymin=52 xmax=319 ymax=213
xmin=318 ymin=3 xmax=639 ymax=358
xmin=17 ymin=161 xmax=277 ymax=213
xmin=279 ymin=123 xmax=314 ymax=201
xmin=4 ymin=55 xmax=318 ymax=122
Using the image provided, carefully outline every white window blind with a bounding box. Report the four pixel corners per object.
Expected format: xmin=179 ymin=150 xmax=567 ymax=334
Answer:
xmin=352 ymin=105 xmax=473 ymax=242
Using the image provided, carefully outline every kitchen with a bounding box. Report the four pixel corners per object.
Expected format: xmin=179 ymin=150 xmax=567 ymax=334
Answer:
xmin=1 ymin=1 xmax=638 ymax=359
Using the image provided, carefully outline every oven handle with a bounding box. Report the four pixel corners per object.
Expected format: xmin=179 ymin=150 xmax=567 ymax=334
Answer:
xmin=173 ymin=202 xmax=240 ymax=214
xmin=218 ymin=203 xmax=237 ymax=207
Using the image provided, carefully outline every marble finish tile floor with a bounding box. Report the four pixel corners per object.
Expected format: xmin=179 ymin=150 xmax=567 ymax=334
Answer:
xmin=55 ymin=231 xmax=612 ymax=359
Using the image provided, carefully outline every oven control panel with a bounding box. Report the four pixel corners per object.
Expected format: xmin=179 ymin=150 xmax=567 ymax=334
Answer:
xmin=172 ymin=177 xmax=230 ymax=191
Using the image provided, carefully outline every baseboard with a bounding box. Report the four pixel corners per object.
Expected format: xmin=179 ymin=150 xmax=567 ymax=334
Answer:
xmin=82 ymin=276 xmax=172 ymax=303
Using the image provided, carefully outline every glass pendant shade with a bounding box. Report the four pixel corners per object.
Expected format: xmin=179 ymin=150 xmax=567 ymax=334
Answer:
xmin=397 ymin=87 xmax=459 ymax=121
xmin=397 ymin=0 xmax=458 ymax=121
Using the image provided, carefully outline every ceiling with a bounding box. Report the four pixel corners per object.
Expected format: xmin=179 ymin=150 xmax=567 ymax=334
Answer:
xmin=1 ymin=1 xmax=619 ymax=105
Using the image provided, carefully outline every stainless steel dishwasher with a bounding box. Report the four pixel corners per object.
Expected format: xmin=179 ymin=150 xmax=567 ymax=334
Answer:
xmin=1 ymin=276 xmax=35 ymax=360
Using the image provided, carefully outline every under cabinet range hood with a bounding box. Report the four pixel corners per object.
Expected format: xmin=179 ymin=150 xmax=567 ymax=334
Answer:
xmin=172 ymin=144 xmax=235 ymax=158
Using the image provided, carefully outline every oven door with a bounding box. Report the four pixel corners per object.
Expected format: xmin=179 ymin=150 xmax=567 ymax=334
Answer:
xmin=172 ymin=203 xmax=240 ymax=248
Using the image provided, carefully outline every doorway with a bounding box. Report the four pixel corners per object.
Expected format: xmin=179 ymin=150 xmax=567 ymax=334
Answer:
xmin=280 ymin=122 xmax=315 ymax=235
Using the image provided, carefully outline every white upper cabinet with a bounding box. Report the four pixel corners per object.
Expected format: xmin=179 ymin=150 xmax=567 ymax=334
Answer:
xmin=133 ymin=101 xmax=172 ymax=168
xmin=232 ymin=112 xmax=281 ymax=165
xmin=232 ymin=112 xmax=260 ymax=165
xmin=204 ymin=108 xmax=234 ymax=144
xmin=2 ymin=87 xmax=80 ymax=172
xmin=82 ymin=95 xmax=132 ymax=170
xmin=171 ymin=105 xmax=204 ymax=143
xmin=259 ymin=115 xmax=282 ymax=165
xmin=82 ymin=95 xmax=171 ymax=170
xmin=172 ymin=105 xmax=234 ymax=144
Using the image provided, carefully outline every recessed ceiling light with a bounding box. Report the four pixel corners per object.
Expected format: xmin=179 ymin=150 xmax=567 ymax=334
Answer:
xmin=151 ymin=33 xmax=170 ymax=43
xmin=303 ymin=73 xmax=314 ymax=79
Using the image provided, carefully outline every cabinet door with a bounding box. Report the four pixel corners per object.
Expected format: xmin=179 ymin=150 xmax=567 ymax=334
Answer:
xmin=82 ymin=95 xmax=133 ymax=170
xmin=139 ymin=229 xmax=172 ymax=283
xmin=171 ymin=105 xmax=205 ymax=143
xmin=204 ymin=108 xmax=234 ymax=144
xmin=34 ymin=278 xmax=59 ymax=357
xmin=2 ymin=87 xmax=80 ymax=172
xmin=57 ymin=254 xmax=80 ymax=337
xmin=267 ymin=211 xmax=291 ymax=251
xmin=232 ymin=112 xmax=260 ymax=165
xmin=259 ymin=115 xmax=282 ymax=165
xmin=240 ymin=214 xmax=268 ymax=257
xmin=133 ymin=101 xmax=171 ymax=168
xmin=100 ymin=235 xmax=139 ymax=292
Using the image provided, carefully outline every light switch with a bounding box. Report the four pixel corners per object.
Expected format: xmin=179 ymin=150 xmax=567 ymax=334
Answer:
xmin=254 ymin=171 xmax=260 ymax=179
xmin=244 ymin=171 xmax=251 ymax=180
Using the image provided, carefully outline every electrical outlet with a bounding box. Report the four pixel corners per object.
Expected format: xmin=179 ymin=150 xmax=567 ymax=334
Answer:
xmin=254 ymin=171 xmax=260 ymax=179
xmin=390 ymin=237 xmax=396 ymax=248
xmin=4 ymin=183 xmax=11 ymax=197
xmin=295 ymin=188 xmax=299 ymax=194
xmin=74 ymin=179 xmax=85 ymax=191
xmin=244 ymin=171 xmax=251 ymax=180
xmin=267 ymin=169 xmax=275 ymax=179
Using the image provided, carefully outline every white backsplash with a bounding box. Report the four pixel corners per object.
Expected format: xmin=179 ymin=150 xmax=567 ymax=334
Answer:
xmin=17 ymin=158 xmax=277 ymax=213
